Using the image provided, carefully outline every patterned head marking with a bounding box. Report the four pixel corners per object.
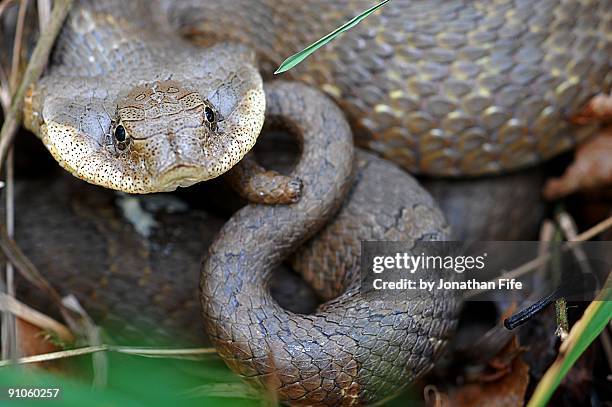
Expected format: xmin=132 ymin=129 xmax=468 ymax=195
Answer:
xmin=34 ymin=45 xmax=265 ymax=193
xmin=108 ymin=80 xmax=239 ymax=191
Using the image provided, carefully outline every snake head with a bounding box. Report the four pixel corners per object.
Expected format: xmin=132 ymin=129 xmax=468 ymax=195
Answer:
xmin=27 ymin=44 xmax=265 ymax=193
xmin=109 ymin=73 xmax=265 ymax=192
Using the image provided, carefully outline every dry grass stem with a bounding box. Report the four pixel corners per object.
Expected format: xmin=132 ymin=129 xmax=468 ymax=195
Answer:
xmin=465 ymin=215 xmax=612 ymax=299
xmin=61 ymin=295 xmax=107 ymax=388
xmin=9 ymin=0 xmax=29 ymax=91
xmin=0 ymin=0 xmax=73 ymax=168
xmin=179 ymin=383 xmax=260 ymax=400
xmin=0 ymin=345 xmax=218 ymax=367
xmin=0 ymin=63 xmax=10 ymax=113
xmin=37 ymin=0 xmax=51 ymax=27
xmin=2 ymin=0 xmax=29 ymax=362
xmin=0 ymin=0 xmax=16 ymax=16
xmin=0 ymin=292 xmax=73 ymax=342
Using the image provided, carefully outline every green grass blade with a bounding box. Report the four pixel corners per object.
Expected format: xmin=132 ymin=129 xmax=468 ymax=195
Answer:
xmin=527 ymin=272 xmax=612 ymax=407
xmin=274 ymin=0 xmax=390 ymax=74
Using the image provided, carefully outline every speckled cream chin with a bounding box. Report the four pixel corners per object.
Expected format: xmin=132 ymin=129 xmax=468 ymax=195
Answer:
xmin=41 ymin=121 xmax=150 ymax=193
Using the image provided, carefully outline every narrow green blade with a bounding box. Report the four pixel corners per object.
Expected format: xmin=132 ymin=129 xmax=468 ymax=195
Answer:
xmin=274 ymin=0 xmax=390 ymax=74
xmin=527 ymin=274 xmax=612 ymax=407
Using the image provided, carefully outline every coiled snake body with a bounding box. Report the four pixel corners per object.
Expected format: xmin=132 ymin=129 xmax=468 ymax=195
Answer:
xmin=202 ymin=82 xmax=458 ymax=405
xmin=179 ymin=0 xmax=611 ymax=176
xmin=21 ymin=0 xmax=611 ymax=405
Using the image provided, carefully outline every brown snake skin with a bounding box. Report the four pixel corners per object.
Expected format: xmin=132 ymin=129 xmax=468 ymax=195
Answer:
xmin=201 ymin=82 xmax=459 ymax=405
xmin=10 ymin=173 xmax=221 ymax=346
xmin=179 ymin=0 xmax=612 ymax=176
xmin=15 ymin=0 xmax=611 ymax=405
xmin=422 ymin=170 xmax=546 ymax=241
xmin=9 ymin=163 xmax=319 ymax=346
xmin=23 ymin=0 xmax=612 ymax=191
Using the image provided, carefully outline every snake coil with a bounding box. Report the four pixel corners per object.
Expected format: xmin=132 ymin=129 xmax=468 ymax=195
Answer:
xmin=201 ymin=82 xmax=461 ymax=405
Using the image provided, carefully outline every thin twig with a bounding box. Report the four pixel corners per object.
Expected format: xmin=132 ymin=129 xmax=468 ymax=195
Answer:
xmin=537 ymin=220 xmax=555 ymax=275
xmin=500 ymin=220 xmax=559 ymax=331
xmin=180 ymin=383 xmax=261 ymax=400
xmin=557 ymin=211 xmax=592 ymax=270
xmin=62 ymin=295 xmax=107 ymax=389
xmin=0 ymin=64 xmax=10 ymax=112
xmin=1 ymin=148 xmax=16 ymax=360
xmin=1 ymin=0 xmax=29 ymax=363
xmin=574 ymin=215 xmax=612 ymax=241
xmin=37 ymin=0 xmax=51 ymax=28
xmin=527 ymin=271 xmax=612 ymax=407
xmin=102 ymin=346 xmax=218 ymax=361
xmin=9 ymin=0 xmax=28 ymax=91
xmin=0 ymin=345 xmax=107 ymax=366
xmin=110 ymin=346 xmax=217 ymax=356
xmin=0 ymin=0 xmax=13 ymax=110
xmin=0 ymin=344 xmax=218 ymax=367
xmin=0 ymin=0 xmax=73 ymax=169
xmin=554 ymin=297 xmax=569 ymax=340
xmin=0 ymin=292 xmax=73 ymax=342
xmin=0 ymin=223 xmax=64 ymax=305
xmin=465 ymin=215 xmax=612 ymax=299
xmin=0 ymin=219 xmax=119 ymax=388
xmin=0 ymin=0 xmax=16 ymax=17
xmin=0 ymin=224 xmax=86 ymax=341
xmin=461 ymin=223 xmax=556 ymax=361
xmin=555 ymin=210 xmax=594 ymax=339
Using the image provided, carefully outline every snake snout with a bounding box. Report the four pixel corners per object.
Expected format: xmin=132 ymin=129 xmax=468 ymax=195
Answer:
xmin=156 ymin=164 xmax=204 ymax=190
xmin=140 ymin=134 xmax=210 ymax=191
xmin=111 ymin=75 xmax=265 ymax=192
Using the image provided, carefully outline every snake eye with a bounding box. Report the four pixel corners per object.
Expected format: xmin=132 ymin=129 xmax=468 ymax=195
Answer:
xmin=112 ymin=123 xmax=130 ymax=152
xmin=114 ymin=124 xmax=127 ymax=142
xmin=204 ymin=106 xmax=215 ymax=123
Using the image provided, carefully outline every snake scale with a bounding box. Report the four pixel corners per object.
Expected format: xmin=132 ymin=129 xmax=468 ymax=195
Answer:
xmin=9 ymin=162 xmax=320 ymax=346
xmin=17 ymin=0 xmax=611 ymax=405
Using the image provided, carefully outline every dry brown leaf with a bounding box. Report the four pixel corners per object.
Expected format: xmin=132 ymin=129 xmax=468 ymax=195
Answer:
xmin=444 ymin=336 xmax=530 ymax=407
xmin=434 ymin=304 xmax=529 ymax=407
xmin=16 ymin=318 xmax=74 ymax=375
xmin=544 ymin=126 xmax=612 ymax=200
xmin=16 ymin=317 xmax=61 ymax=357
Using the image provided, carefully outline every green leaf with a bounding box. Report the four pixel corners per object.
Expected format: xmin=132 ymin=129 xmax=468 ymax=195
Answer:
xmin=0 ymin=352 xmax=259 ymax=407
xmin=274 ymin=0 xmax=390 ymax=74
xmin=527 ymin=273 xmax=612 ymax=407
